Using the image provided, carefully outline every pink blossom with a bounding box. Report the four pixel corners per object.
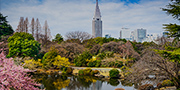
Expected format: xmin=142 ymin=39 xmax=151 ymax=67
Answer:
xmin=0 ymin=42 xmax=40 ymax=90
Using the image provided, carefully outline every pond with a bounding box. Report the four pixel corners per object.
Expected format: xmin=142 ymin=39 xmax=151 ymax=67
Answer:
xmin=33 ymin=74 xmax=136 ymax=90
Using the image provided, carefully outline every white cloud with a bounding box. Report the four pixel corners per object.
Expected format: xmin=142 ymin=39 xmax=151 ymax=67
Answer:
xmin=1 ymin=0 xmax=178 ymax=38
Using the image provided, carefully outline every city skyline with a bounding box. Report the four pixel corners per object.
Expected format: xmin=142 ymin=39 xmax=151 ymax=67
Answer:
xmin=1 ymin=0 xmax=178 ymax=39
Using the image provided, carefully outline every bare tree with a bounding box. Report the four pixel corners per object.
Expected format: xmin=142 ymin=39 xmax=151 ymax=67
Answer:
xmin=30 ymin=18 xmax=35 ymax=37
xmin=124 ymin=47 xmax=180 ymax=87
xmin=16 ymin=17 xmax=24 ymax=32
xmin=43 ymin=20 xmax=51 ymax=42
xmin=35 ymin=18 xmax=41 ymax=42
xmin=119 ymin=41 xmax=139 ymax=60
xmin=24 ymin=17 xmax=29 ymax=33
xmin=65 ymin=31 xmax=92 ymax=42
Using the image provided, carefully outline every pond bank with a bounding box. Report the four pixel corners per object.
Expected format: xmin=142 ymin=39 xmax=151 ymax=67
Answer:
xmin=71 ymin=66 xmax=121 ymax=77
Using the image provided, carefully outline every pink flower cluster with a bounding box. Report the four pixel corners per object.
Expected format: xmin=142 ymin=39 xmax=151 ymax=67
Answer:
xmin=0 ymin=42 xmax=40 ymax=90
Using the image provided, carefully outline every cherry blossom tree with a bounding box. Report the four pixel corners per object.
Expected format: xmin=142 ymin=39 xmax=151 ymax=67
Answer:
xmin=0 ymin=42 xmax=40 ymax=89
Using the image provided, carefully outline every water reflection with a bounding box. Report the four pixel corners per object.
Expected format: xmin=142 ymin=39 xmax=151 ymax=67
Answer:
xmin=33 ymin=74 xmax=135 ymax=90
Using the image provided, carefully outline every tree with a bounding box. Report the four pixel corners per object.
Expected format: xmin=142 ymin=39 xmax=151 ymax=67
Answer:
xmin=7 ymin=32 xmax=41 ymax=57
xmin=43 ymin=20 xmax=51 ymax=41
xmin=74 ymin=51 xmax=92 ymax=67
xmin=16 ymin=17 xmax=24 ymax=32
xmin=65 ymin=31 xmax=92 ymax=42
xmin=0 ymin=13 xmax=14 ymax=37
xmin=125 ymin=47 xmax=180 ymax=88
xmin=162 ymin=0 xmax=180 ymax=39
xmin=162 ymin=0 xmax=180 ymax=20
xmin=30 ymin=18 xmax=35 ymax=37
xmin=42 ymin=47 xmax=70 ymax=69
xmin=24 ymin=17 xmax=29 ymax=33
xmin=52 ymin=55 xmax=70 ymax=68
xmin=52 ymin=33 xmax=63 ymax=44
xmin=155 ymin=48 xmax=180 ymax=88
xmin=35 ymin=18 xmax=41 ymax=42
xmin=0 ymin=42 xmax=40 ymax=89
xmin=42 ymin=46 xmax=59 ymax=69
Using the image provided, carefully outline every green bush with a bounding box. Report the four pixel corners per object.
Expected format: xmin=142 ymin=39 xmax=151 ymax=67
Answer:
xmin=7 ymin=32 xmax=40 ymax=58
xmin=78 ymin=68 xmax=97 ymax=76
xmin=78 ymin=70 xmax=84 ymax=75
xmin=162 ymin=80 xmax=174 ymax=87
xmin=42 ymin=47 xmax=59 ymax=69
xmin=87 ymin=61 xmax=96 ymax=67
xmin=74 ymin=51 xmax=92 ymax=67
xmin=109 ymin=69 xmax=120 ymax=78
xmin=95 ymin=60 xmax=101 ymax=67
xmin=138 ymin=84 xmax=154 ymax=90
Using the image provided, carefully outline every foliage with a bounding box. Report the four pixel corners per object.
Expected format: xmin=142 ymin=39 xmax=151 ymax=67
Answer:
xmin=109 ymin=69 xmax=120 ymax=78
xmin=83 ymin=68 xmax=93 ymax=76
xmin=162 ymin=0 xmax=180 ymax=20
xmin=42 ymin=47 xmax=70 ymax=69
xmin=0 ymin=13 xmax=14 ymax=38
xmin=52 ymin=55 xmax=70 ymax=68
xmin=52 ymin=33 xmax=63 ymax=44
xmin=95 ymin=60 xmax=101 ymax=67
xmin=61 ymin=42 xmax=85 ymax=61
xmin=82 ymin=37 xmax=126 ymax=48
xmin=163 ymin=23 xmax=180 ymax=38
xmin=156 ymin=48 xmax=180 ymax=63
xmin=162 ymin=0 xmax=180 ymax=39
xmin=7 ymin=32 xmax=40 ymax=57
xmin=97 ymin=52 xmax=106 ymax=60
xmin=138 ymin=84 xmax=154 ymax=90
xmin=162 ymin=80 xmax=174 ymax=87
xmin=78 ymin=68 xmax=96 ymax=76
xmin=74 ymin=51 xmax=92 ymax=67
xmin=86 ymin=56 xmax=97 ymax=67
xmin=42 ymin=47 xmax=59 ymax=69
xmin=0 ymin=44 xmax=40 ymax=89
xmin=23 ymin=59 xmax=43 ymax=70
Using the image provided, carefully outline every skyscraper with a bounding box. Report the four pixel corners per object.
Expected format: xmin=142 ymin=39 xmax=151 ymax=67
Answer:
xmin=120 ymin=28 xmax=131 ymax=40
xmin=92 ymin=0 xmax=102 ymax=38
xmin=134 ymin=28 xmax=147 ymax=42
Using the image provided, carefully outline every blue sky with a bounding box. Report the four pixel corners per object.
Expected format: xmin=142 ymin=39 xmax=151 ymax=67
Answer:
xmin=0 ymin=0 xmax=177 ymax=39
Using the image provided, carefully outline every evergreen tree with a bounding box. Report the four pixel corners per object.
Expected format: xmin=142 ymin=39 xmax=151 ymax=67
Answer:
xmin=0 ymin=13 xmax=14 ymax=37
xmin=162 ymin=0 xmax=180 ymax=39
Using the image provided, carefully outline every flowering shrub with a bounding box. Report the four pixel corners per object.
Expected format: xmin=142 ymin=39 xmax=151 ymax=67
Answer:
xmin=23 ymin=59 xmax=43 ymax=70
xmin=0 ymin=42 xmax=40 ymax=89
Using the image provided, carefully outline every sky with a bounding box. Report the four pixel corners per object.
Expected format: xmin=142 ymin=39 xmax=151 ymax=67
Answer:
xmin=0 ymin=0 xmax=178 ymax=39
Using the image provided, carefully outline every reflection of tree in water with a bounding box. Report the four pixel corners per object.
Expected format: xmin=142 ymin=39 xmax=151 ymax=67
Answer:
xmin=66 ymin=76 xmax=103 ymax=90
xmin=108 ymin=78 xmax=120 ymax=86
xmin=33 ymin=74 xmax=70 ymax=90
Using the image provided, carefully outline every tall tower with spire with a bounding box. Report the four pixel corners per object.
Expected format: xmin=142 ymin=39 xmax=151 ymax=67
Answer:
xmin=92 ymin=0 xmax=102 ymax=37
